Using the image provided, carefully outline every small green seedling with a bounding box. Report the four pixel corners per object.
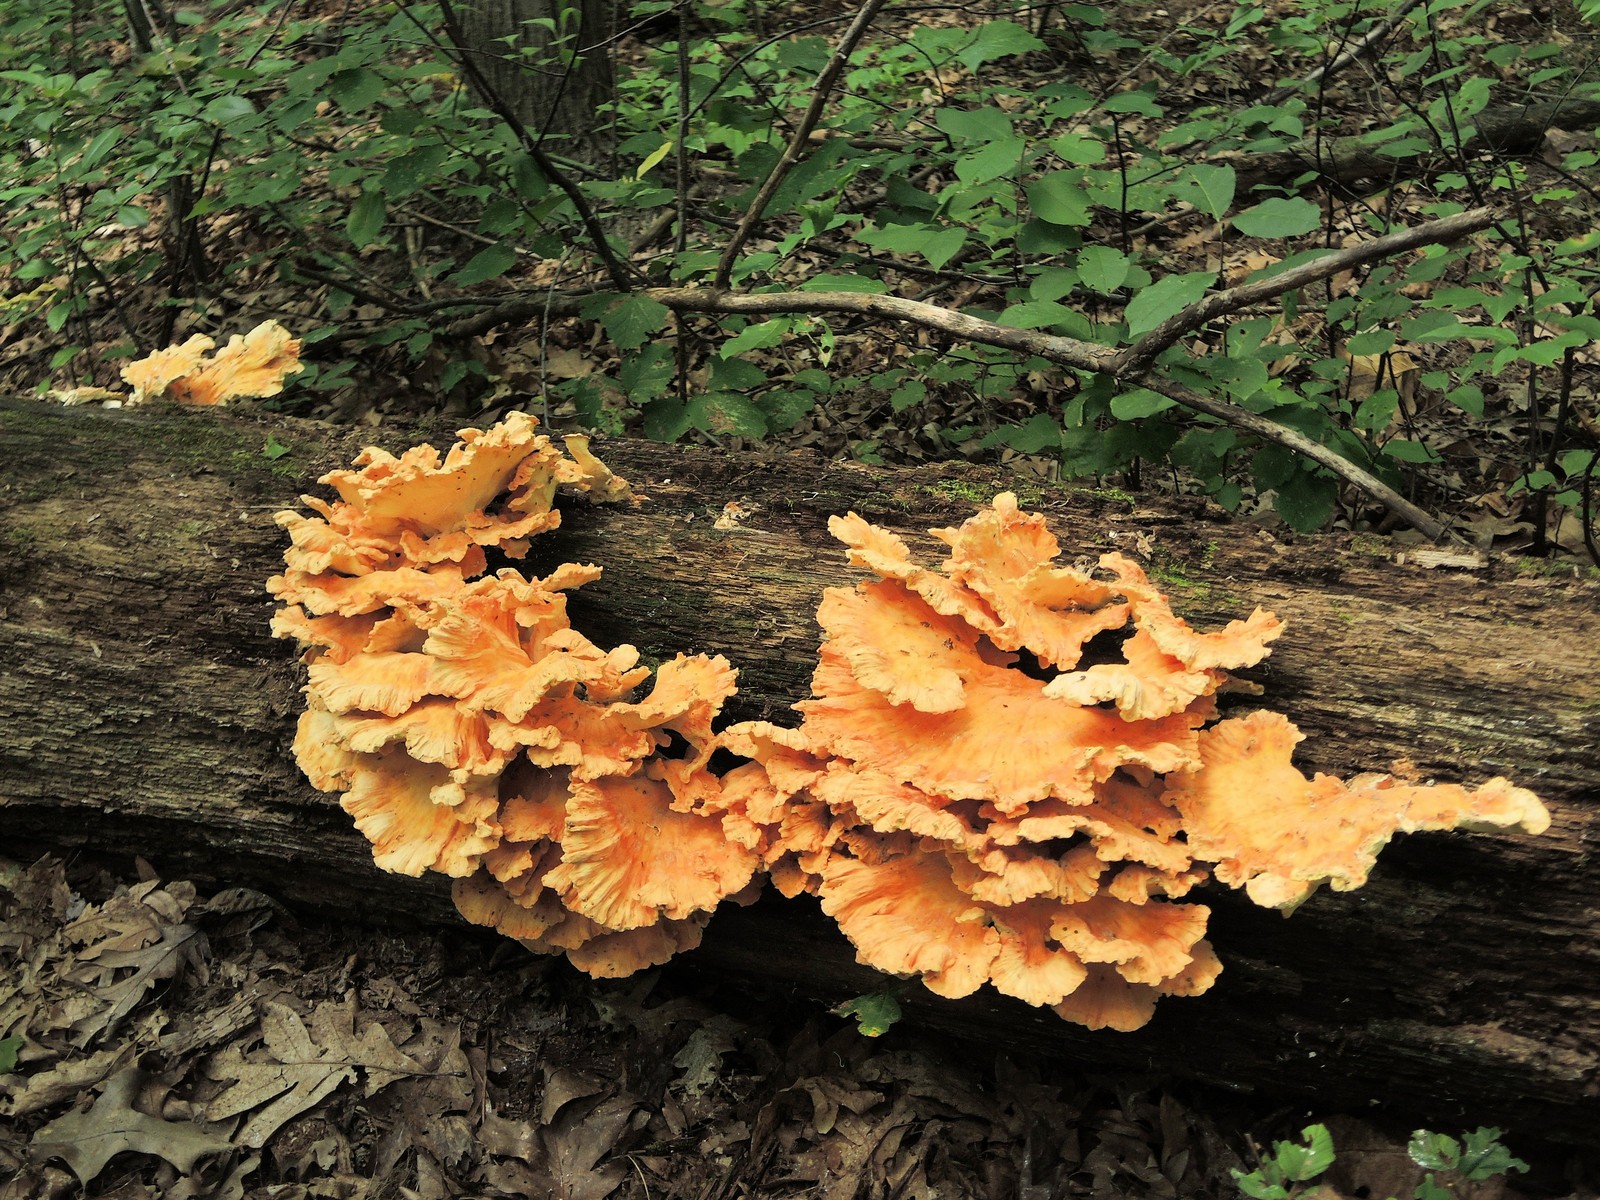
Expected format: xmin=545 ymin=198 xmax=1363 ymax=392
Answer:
xmin=1234 ymin=1124 xmax=1528 ymax=1200
xmin=1408 ymin=1128 xmax=1528 ymax=1200
xmin=831 ymin=989 xmax=903 ymax=1037
xmin=1233 ymin=1124 xmax=1336 ymax=1200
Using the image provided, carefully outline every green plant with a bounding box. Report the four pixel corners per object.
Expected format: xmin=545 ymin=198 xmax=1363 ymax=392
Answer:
xmin=830 ymin=988 xmax=904 ymax=1037
xmin=1232 ymin=1123 xmax=1529 ymax=1200
xmin=1233 ymin=1124 xmax=1336 ymax=1200
xmin=3 ymin=0 xmax=1596 ymax=552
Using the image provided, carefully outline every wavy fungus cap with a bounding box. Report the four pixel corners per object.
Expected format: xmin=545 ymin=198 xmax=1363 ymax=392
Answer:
xmin=272 ymin=415 xmax=756 ymax=978
xmin=121 ymin=321 xmax=303 ymax=405
xmin=1164 ymin=710 xmax=1551 ymax=911
xmin=725 ymin=493 xmax=1545 ymax=1030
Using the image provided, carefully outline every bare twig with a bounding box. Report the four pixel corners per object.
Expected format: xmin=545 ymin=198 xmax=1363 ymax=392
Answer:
xmin=1112 ymin=206 xmax=1497 ymax=374
xmin=1131 ymin=375 xmax=1446 ymax=540
xmin=712 ymin=0 xmax=889 ymax=289
xmin=1262 ymin=0 xmax=1428 ymax=106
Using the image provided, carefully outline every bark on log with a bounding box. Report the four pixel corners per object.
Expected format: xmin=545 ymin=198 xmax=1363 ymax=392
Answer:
xmin=1232 ymin=98 xmax=1600 ymax=191
xmin=2 ymin=399 xmax=1597 ymax=1147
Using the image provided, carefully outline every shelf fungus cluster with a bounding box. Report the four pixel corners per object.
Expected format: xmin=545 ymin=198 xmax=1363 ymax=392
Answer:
xmin=121 ymin=320 xmax=304 ymax=406
xmin=714 ymin=495 xmax=1549 ymax=1031
xmin=272 ymin=416 xmax=1548 ymax=1032
xmin=269 ymin=414 xmax=758 ymax=978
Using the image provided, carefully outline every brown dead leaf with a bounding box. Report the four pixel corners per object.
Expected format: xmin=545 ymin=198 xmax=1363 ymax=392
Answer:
xmin=203 ymin=999 xmax=425 ymax=1149
xmin=30 ymin=1066 xmax=235 ymax=1184
xmin=67 ymin=924 xmax=205 ymax=1046
xmin=3 ymin=1044 xmax=133 ymax=1118
xmin=538 ymin=1073 xmax=638 ymax=1200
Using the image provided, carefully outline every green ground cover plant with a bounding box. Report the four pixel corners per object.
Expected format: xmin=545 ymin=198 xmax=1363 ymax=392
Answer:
xmin=1 ymin=0 xmax=1596 ymax=551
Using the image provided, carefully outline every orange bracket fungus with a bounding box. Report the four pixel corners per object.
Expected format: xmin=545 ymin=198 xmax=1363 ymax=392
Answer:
xmin=122 ymin=320 xmax=304 ymax=406
xmin=718 ymin=494 xmax=1548 ymax=1031
xmin=270 ymin=414 xmax=757 ymax=978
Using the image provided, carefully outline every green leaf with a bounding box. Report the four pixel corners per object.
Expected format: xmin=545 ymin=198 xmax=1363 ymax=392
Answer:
xmin=1076 ymin=246 xmax=1129 ymax=294
xmin=1231 ymin=1172 xmax=1290 ymax=1200
xmin=1384 ymin=439 xmax=1438 ymax=464
xmin=330 ymin=67 xmax=385 ymax=111
xmin=1456 ymin=1128 xmax=1528 ymax=1181
xmin=642 ymin=397 xmax=692 ymax=441
xmin=831 ymin=991 xmax=903 ymax=1037
xmin=636 ymin=139 xmax=673 ymax=180
xmin=202 ymin=94 xmax=256 ymax=126
xmin=81 ymin=127 xmax=121 ymax=169
xmin=956 ymin=136 xmax=1026 ymax=184
xmin=958 ymin=20 xmax=1045 ymax=70
xmin=1408 ymin=1131 xmax=1461 ymax=1172
xmin=1274 ymin=471 xmax=1337 ymax=533
xmin=453 ymin=243 xmax=518 ymax=286
xmin=1124 ymin=272 xmax=1214 ymax=338
xmin=262 ymin=435 xmax=291 ymax=461
xmin=0 ymin=1035 xmax=21 ymax=1072
xmin=1029 ymin=267 xmax=1079 ymax=302
xmin=1232 ymin=198 xmax=1322 ymax=238
xmin=1185 ymin=163 xmax=1236 ymax=218
xmin=721 ymin=318 xmax=790 ymax=357
xmin=1026 ymin=172 xmax=1092 ymax=226
xmin=1000 ymin=300 xmax=1076 ymax=330
xmin=982 ymin=413 xmax=1062 ymax=453
xmin=935 ymin=106 xmax=1013 ymax=145
xmin=1103 ymin=88 xmax=1161 ymax=116
xmin=689 ymin=392 xmax=767 ymax=437
xmin=1049 ymin=132 xmax=1105 ymax=165
xmin=857 ymin=223 xmax=966 ymax=271
xmin=383 ymin=144 xmax=449 ymax=199
xmin=346 ymin=191 xmax=386 ymax=248
xmin=598 ymin=294 xmax=671 ymax=351
xmin=916 ymin=227 xmax=966 ymax=270
xmin=1110 ymin=388 xmax=1174 ymax=419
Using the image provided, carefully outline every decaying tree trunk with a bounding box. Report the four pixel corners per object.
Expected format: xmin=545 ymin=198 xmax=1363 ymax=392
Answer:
xmin=1233 ymin=99 xmax=1600 ymax=191
xmin=2 ymin=399 xmax=1597 ymax=1147
xmin=452 ymin=0 xmax=617 ymax=167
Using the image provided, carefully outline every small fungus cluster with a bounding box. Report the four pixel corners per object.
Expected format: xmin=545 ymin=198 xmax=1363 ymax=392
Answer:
xmin=272 ymin=419 xmax=1549 ymax=1030
xmin=122 ymin=320 xmax=303 ymax=406
xmin=269 ymin=414 xmax=758 ymax=978
xmin=714 ymin=496 xmax=1549 ymax=1030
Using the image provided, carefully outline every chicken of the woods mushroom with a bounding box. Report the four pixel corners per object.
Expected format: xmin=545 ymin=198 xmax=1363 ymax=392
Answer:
xmin=269 ymin=413 xmax=758 ymax=978
xmin=711 ymin=494 xmax=1548 ymax=1031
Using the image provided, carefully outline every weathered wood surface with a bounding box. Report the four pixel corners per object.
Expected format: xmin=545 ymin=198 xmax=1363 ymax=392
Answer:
xmin=1234 ymin=98 xmax=1600 ymax=190
xmin=2 ymin=399 xmax=1597 ymax=1144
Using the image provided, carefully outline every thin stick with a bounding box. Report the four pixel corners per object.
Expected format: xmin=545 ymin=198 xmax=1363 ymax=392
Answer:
xmin=1131 ymin=375 xmax=1447 ymax=540
xmin=437 ymin=205 xmax=1500 ymax=540
xmin=1261 ymin=0 xmax=1428 ymax=107
xmin=1113 ymin=206 xmax=1496 ymax=374
xmin=712 ymin=0 xmax=889 ymax=289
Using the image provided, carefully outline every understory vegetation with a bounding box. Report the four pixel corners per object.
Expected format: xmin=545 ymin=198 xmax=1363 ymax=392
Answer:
xmin=1 ymin=0 xmax=1597 ymax=553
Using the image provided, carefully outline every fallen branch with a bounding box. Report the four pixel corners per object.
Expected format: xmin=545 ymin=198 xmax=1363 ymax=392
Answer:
xmin=439 ymin=205 xmax=1494 ymax=539
xmin=1110 ymin=206 xmax=1497 ymax=375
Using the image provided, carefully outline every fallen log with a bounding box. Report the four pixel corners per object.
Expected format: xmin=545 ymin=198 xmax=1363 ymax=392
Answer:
xmin=2 ymin=398 xmax=1597 ymax=1146
xmin=1231 ymin=98 xmax=1600 ymax=191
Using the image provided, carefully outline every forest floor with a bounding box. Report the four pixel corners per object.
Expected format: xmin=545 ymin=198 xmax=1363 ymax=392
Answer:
xmin=3 ymin=0 xmax=1598 ymax=1195
xmin=0 ymin=855 xmax=1576 ymax=1200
